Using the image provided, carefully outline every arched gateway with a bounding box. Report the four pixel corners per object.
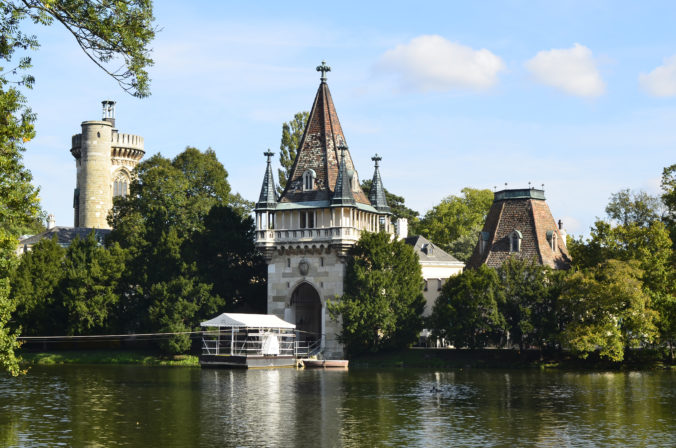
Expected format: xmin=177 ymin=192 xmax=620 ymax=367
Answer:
xmin=289 ymin=283 xmax=322 ymax=342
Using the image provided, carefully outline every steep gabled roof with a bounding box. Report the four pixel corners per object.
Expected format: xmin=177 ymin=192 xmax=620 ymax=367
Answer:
xmin=279 ymin=75 xmax=369 ymax=205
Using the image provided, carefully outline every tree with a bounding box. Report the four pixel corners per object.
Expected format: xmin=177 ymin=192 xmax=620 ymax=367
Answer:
xmin=328 ymin=232 xmax=425 ymax=356
xmin=605 ymin=188 xmax=664 ymax=227
xmin=109 ymin=147 xmax=258 ymax=353
xmin=10 ymin=235 xmax=66 ymax=336
xmin=559 ymin=260 xmax=658 ymax=361
xmin=0 ymin=0 xmax=155 ymax=374
xmin=277 ymin=111 xmax=309 ymax=193
xmin=498 ymin=257 xmax=556 ymax=351
xmin=430 ymin=265 xmax=505 ymax=348
xmin=416 ymin=188 xmax=493 ymax=262
xmin=59 ymin=232 xmax=125 ymax=335
xmin=189 ymin=205 xmax=266 ymax=313
xmin=360 ymin=179 xmax=419 ymax=225
xmin=662 ymin=164 xmax=676 ymax=248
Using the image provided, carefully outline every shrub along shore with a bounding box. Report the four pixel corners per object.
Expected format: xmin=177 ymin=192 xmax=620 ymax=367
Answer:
xmin=19 ymin=350 xmax=199 ymax=367
xmin=17 ymin=348 xmax=674 ymax=370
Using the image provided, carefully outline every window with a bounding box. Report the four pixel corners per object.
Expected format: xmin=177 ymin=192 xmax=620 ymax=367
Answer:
xmin=287 ymin=258 xmax=291 ymax=268
xmin=302 ymin=169 xmax=316 ymax=191
xmin=479 ymin=231 xmax=490 ymax=255
xmin=509 ymin=230 xmax=522 ymax=253
xmin=547 ymin=230 xmax=557 ymax=252
xmin=437 ymin=279 xmax=443 ymax=291
xmin=113 ymin=171 xmax=130 ymax=197
xmin=300 ymin=211 xmax=314 ymax=229
xmin=423 ymin=280 xmax=428 ymax=291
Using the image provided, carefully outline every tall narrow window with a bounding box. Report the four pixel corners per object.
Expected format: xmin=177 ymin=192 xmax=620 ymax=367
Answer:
xmin=302 ymin=169 xmax=316 ymax=191
xmin=113 ymin=171 xmax=130 ymax=197
xmin=509 ymin=230 xmax=522 ymax=253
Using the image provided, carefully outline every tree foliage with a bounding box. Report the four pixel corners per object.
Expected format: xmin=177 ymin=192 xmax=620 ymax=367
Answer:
xmin=278 ymin=111 xmax=308 ymax=193
xmin=328 ymin=232 xmax=425 ymax=356
xmin=360 ymin=179 xmax=419 ymax=225
xmin=559 ymin=260 xmax=658 ymax=361
xmin=605 ymin=188 xmax=664 ymax=227
xmin=0 ymin=0 xmax=155 ymax=375
xmin=1 ymin=1 xmax=156 ymax=97
xmin=109 ymin=147 xmax=261 ymax=353
xmin=431 ymin=265 xmax=505 ymax=348
xmin=416 ymin=188 xmax=493 ymax=262
xmin=498 ymin=258 xmax=556 ymax=351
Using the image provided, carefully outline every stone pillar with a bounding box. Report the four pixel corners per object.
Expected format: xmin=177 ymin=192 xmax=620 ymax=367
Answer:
xmin=77 ymin=120 xmax=113 ymax=229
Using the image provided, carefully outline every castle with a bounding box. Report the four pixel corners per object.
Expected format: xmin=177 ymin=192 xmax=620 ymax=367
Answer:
xmin=253 ymin=62 xmax=403 ymax=358
xmin=71 ymin=101 xmax=145 ymax=229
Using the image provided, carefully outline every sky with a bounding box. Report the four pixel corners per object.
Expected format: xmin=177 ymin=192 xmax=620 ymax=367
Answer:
xmin=19 ymin=0 xmax=676 ymax=237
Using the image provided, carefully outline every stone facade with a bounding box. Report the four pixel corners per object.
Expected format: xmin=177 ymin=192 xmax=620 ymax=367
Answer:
xmin=71 ymin=101 xmax=144 ymax=229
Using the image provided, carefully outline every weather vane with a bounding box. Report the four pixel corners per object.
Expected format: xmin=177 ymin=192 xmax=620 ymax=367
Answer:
xmin=316 ymin=60 xmax=331 ymax=83
xmin=371 ymin=153 xmax=382 ymax=168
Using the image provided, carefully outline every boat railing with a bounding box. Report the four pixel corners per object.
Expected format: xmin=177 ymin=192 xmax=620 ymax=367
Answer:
xmin=201 ymin=329 xmax=296 ymax=356
xmin=294 ymin=333 xmax=323 ymax=358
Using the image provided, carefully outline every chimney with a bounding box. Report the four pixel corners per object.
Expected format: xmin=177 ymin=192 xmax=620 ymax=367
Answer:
xmin=558 ymin=219 xmax=567 ymax=247
xmin=101 ymin=100 xmax=116 ymax=128
xmin=395 ymin=218 xmax=408 ymax=240
xmin=47 ymin=214 xmax=56 ymax=229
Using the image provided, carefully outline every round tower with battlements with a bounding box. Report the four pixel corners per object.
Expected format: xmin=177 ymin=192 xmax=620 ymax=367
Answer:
xmin=71 ymin=101 xmax=145 ymax=229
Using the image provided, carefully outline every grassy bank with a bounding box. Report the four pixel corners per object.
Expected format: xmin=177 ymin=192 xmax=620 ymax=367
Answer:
xmin=19 ymin=350 xmax=199 ymax=367
xmin=349 ymin=348 xmax=674 ymax=370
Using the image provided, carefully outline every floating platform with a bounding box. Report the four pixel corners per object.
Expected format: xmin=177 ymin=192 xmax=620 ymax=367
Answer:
xmin=200 ymin=354 xmax=296 ymax=369
xmin=301 ymin=359 xmax=349 ymax=369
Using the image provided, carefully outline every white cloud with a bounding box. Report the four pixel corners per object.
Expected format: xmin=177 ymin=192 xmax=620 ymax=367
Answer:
xmin=639 ymin=55 xmax=676 ymax=97
xmin=525 ymin=43 xmax=605 ymax=97
xmin=378 ymin=35 xmax=505 ymax=92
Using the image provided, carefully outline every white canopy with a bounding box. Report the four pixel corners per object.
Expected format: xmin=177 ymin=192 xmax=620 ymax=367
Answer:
xmin=200 ymin=313 xmax=296 ymax=329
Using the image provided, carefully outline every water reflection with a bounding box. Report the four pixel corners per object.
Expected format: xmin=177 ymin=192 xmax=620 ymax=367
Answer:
xmin=0 ymin=366 xmax=674 ymax=447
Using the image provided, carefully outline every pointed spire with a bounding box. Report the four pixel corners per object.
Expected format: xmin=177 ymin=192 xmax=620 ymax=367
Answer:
xmin=256 ymin=150 xmax=278 ymax=210
xmin=369 ymin=153 xmax=390 ymax=213
xmin=279 ymin=62 xmax=370 ymax=205
xmin=331 ymin=145 xmax=356 ymax=206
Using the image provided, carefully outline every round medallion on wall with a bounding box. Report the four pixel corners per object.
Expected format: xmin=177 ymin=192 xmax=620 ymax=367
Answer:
xmin=298 ymin=259 xmax=309 ymax=276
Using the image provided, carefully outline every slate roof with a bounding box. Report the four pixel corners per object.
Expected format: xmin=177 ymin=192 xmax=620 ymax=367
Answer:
xmin=368 ymin=155 xmax=390 ymax=213
xmin=405 ymin=235 xmax=464 ymax=265
xmin=18 ymin=227 xmax=111 ymax=248
xmin=278 ymin=78 xmax=370 ymax=205
xmin=256 ymin=151 xmax=278 ymax=210
xmin=467 ymin=189 xmax=571 ymax=270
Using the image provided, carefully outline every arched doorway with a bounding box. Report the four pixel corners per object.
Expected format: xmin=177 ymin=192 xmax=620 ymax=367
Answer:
xmin=290 ymin=283 xmax=321 ymax=343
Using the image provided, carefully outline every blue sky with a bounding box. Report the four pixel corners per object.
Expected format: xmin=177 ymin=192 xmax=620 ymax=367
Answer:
xmin=21 ymin=0 xmax=676 ymax=236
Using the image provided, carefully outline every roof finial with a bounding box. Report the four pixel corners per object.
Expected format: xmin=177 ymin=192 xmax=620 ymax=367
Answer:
xmin=316 ymin=60 xmax=331 ymax=83
xmin=264 ymin=149 xmax=274 ymax=163
xmin=371 ymin=153 xmax=382 ymax=168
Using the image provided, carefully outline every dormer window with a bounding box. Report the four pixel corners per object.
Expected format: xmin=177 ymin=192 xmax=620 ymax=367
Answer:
xmin=547 ymin=230 xmax=557 ymax=252
xmin=509 ymin=230 xmax=522 ymax=253
xmin=303 ymin=169 xmax=316 ymax=191
xmin=479 ymin=231 xmax=490 ymax=255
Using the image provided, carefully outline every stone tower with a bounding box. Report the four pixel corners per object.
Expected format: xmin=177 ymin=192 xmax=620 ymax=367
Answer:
xmin=71 ymin=101 xmax=145 ymax=229
xmin=254 ymin=62 xmax=394 ymax=358
xmin=467 ymin=188 xmax=571 ymax=270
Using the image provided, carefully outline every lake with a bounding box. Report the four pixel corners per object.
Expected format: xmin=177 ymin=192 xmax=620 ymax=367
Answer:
xmin=1 ymin=365 xmax=674 ymax=447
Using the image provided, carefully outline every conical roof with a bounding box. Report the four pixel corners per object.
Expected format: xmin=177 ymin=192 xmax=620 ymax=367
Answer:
xmin=368 ymin=154 xmax=390 ymax=213
xmin=331 ymin=146 xmax=356 ymax=206
xmin=256 ymin=150 xmax=277 ymax=210
xmin=279 ymin=65 xmax=369 ymax=205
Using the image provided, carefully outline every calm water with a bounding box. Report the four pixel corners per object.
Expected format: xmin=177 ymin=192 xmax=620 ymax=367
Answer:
xmin=0 ymin=365 xmax=674 ymax=447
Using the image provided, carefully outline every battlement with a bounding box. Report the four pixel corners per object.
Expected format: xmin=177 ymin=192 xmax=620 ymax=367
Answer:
xmin=111 ymin=132 xmax=144 ymax=151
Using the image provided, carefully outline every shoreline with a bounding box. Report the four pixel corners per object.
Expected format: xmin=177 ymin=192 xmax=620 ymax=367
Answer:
xmin=18 ymin=348 xmax=675 ymax=371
